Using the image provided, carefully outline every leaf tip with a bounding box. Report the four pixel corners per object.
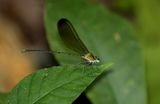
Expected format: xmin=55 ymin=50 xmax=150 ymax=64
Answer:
xmin=100 ymin=63 xmax=113 ymax=70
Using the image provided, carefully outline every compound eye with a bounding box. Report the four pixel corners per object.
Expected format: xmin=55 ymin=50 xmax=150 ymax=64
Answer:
xmin=96 ymin=56 xmax=100 ymax=61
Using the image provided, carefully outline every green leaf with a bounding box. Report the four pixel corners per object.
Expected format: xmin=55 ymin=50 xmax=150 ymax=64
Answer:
xmin=0 ymin=93 xmax=8 ymax=104
xmin=5 ymin=64 xmax=111 ymax=104
xmin=45 ymin=0 xmax=146 ymax=104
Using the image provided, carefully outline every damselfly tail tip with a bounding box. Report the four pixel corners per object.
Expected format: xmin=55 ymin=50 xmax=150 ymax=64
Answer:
xmin=21 ymin=49 xmax=27 ymax=53
xmin=21 ymin=49 xmax=32 ymax=53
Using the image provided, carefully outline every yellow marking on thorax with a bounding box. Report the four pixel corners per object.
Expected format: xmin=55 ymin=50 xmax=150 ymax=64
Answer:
xmin=82 ymin=53 xmax=95 ymax=61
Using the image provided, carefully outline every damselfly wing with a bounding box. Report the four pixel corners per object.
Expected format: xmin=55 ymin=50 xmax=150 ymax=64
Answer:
xmin=58 ymin=18 xmax=100 ymax=64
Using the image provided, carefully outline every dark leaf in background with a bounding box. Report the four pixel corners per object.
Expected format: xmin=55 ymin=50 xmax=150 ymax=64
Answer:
xmin=45 ymin=0 xmax=146 ymax=104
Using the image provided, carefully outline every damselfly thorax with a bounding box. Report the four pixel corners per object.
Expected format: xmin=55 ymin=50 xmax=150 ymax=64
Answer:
xmin=82 ymin=53 xmax=100 ymax=64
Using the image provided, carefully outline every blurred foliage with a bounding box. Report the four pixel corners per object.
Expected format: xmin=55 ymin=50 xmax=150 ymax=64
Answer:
xmin=114 ymin=0 xmax=134 ymax=11
xmin=0 ymin=16 xmax=34 ymax=92
xmin=134 ymin=0 xmax=160 ymax=104
xmin=0 ymin=93 xmax=8 ymax=104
